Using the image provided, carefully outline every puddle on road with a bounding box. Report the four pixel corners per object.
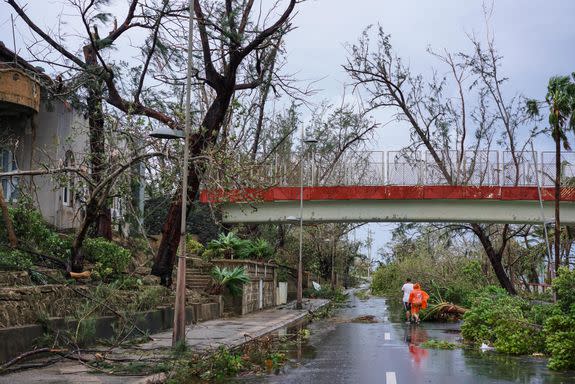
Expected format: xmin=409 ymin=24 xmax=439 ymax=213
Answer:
xmin=233 ymin=294 xmax=575 ymax=384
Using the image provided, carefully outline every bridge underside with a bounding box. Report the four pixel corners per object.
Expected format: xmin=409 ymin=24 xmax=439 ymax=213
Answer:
xmin=200 ymin=186 xmax=575 ymax=224
xmin=220 ymin=199 xmax=575 ymax=224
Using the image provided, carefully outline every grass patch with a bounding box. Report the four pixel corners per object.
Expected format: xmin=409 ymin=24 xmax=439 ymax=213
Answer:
xmin=420 ymin=339 xmax=460 ymax=350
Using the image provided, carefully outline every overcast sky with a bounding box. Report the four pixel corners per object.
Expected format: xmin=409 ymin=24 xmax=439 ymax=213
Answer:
xmin=281 ymin=0 xmax=575 ymax=257
xmin=2 ymin=0 xmax=575 ymax=258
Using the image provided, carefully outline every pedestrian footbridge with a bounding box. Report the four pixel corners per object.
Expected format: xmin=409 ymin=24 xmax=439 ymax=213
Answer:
xmin=199 ymin=150 xmax=575 ymax=224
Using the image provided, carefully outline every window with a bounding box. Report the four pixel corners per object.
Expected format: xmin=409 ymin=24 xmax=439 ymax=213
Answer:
xmin=62 ymin=150 xmax=75 ymax=207
xmin=0 ymin=148 xmax=19 ymax=202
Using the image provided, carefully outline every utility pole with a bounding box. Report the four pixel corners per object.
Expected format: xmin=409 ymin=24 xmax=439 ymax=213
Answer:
xmin=367 ymin=229 xmax=373 ymax=279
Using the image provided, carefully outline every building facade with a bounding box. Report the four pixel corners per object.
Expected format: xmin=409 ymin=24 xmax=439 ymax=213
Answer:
xmin=0 ymin=41 xmax=88 ymax=230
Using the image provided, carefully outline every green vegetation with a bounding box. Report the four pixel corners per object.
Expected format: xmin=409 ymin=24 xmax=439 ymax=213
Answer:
xmin=461 ymin=286 xmax=547 ymax=355
xmin=420 ymin=339 xmax=460 ymax=350
xmin=304 ymin=286 xmax=348 ymax=303
xmin=371 ymin=257 xmax=491 ymax=308
xmin=203 ymin=232 xmax=274 ymax=261
xmin=209 ymin=266 xmax=251 ymax=296
xmin=460 ymin=269 xmax=575 ymax=370
xmin=185 ymin=236 xmax=204 ymax=256
xmin=0 ymin=203 xmax=71 ymax=269
xmin=167 ymin=333 xmax=297 ymax=382
xmin=83 ymin=237 xmax=132 ymax=279
xmin=0 ymin=248 xmax=33 ymax=270
xmin=543 ymin=267 xmax=575 ymax=370
xmin=354 ymin=289 xmax=370 ymax=300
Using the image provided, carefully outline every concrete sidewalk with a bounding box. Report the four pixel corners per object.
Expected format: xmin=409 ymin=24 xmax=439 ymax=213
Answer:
xmin=0 ymin=299 xmax=329 ymax=384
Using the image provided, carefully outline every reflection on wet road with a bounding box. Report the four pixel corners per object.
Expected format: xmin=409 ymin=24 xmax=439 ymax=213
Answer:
xmin=235 ymin=292 xmax=575 ymax=384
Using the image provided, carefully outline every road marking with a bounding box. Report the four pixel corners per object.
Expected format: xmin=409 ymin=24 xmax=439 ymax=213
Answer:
xmin=386 ymin=371 xmax=397 ymax=384
xmin=384 ymin=332 xmax=391 ymax=340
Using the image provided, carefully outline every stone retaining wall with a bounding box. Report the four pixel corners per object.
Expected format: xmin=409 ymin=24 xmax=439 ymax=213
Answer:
xmin=0 ymin=284 xmax=95 ymax=328
xmin=213 ymin=259 xmax=277 ymax=315
xmin=0 ymin=270 xmax=32 ymax=287
xmin=0 ymin=302 xmax=221 ymax=364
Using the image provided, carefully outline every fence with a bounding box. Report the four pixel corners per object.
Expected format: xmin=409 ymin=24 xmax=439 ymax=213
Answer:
xmin=214 ymin=150 xmax=575 ymax=189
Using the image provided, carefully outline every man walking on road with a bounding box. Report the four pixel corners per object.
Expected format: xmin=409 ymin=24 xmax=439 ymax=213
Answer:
xmin=401 ymin=278 xmax=414 ymax=323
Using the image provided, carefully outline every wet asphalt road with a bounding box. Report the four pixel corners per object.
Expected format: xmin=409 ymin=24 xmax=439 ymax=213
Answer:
xmin=236 ymin=291 xmax=575 ymax=384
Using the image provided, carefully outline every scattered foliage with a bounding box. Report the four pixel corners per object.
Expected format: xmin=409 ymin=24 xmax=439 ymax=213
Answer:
xmin=354 ymin=289 xmax=370 ymax=300
xmin=420 ymin=339 xmax=460 ymax=350
xmin=304 ymin=287 xmax=348 ymax=303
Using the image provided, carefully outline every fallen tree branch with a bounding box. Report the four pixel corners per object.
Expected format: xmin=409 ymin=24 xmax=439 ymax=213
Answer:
xmin=0 ymin=348 xmax=68 ymax=371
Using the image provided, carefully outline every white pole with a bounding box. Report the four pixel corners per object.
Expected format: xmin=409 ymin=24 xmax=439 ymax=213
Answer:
xmin=297 ymin=125 xmax=304 ymax=310
xmin=531 ymin=142 xmax=554 ymax=297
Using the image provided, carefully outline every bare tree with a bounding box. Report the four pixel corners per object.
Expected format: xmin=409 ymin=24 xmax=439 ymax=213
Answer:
xmin=344 ymin=25 xmax=539 ymax=294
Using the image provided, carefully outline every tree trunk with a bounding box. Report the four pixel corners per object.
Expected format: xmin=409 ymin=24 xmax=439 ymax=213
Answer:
xmin=151 ymin=199 xmax=182 ymax=286
xmin=70 ymin=199 xmax=100 ymax=272
xmin=69 ymin=44 xmax=113 ymax=272
xmin=152 ymin=91 xmax=234 ymax=285
xmin=97 ymin=209 xmax=113 ymax=240
xmin=472 ymin=223 xmax=517 ymax=295
xmin=554 ymin=136 xmax=561 ymax=274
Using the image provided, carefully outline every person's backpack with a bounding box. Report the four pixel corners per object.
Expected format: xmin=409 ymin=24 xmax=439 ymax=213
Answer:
xmin=412 ymin=291 xmax=423 ymax=306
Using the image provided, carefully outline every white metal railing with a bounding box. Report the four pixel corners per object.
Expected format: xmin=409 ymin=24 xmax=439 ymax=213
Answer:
xmin=207 ymin=150 xmax=575 ymax=189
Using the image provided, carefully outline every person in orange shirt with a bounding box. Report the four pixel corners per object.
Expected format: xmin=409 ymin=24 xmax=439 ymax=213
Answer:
xmin=408 ymin=283 xmax=429 ymax=324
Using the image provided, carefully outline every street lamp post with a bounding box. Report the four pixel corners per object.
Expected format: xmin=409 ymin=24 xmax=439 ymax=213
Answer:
xmin=296 ymin=128 xmax=317 ymax=310
xmin=150 ymin=0 xmax=193 ymax=347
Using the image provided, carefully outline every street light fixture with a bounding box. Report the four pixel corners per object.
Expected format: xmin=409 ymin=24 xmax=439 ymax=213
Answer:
xmin=149 ymin=0 xmax=193 ymax=347
xmin=150 ymin=126 xmax=185 ymax=139
xmin=296 ymin=129 xmax=318 ymax=310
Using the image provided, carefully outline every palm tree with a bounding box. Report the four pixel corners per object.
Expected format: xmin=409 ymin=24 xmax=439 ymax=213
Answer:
xmin=532 ymin=74 xmax=575 ymax=274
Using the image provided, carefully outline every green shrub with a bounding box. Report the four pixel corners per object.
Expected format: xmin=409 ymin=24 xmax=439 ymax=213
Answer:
xmin=553 ymin=267 xmax=575 ymax=313
xmin=210 ymin=266 xmax=250 ymax=296
xmin=205 ymin=233 xmax=275 ymax=261
xmin=461 ymin=286 xmax=546 ymax=355
xmin=543 ymin=268 xmax=575 ymax=370
xmin=0 ymin=247 xmax=33 ymax=270
xmin=83 ymin=238 xmax=131 ymax=278
xmin=235 ymin=238 xmax=274 ymax=260
xmin=186 ymin=236 xmax=204 ymax=256
xmin=206 ymin=233 xmax=242 ymax=259
xmin=1 ymin=204 xmax=71 ymax=259
xmin=544 ymin=311 xmax=575 ymax=370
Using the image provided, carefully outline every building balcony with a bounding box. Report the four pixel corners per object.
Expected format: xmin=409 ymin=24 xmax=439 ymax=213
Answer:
xmin=0 ymin=68 xmax=41 ymax=115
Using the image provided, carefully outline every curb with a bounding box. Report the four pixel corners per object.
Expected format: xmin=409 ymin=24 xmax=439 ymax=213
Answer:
xmin=206 ymin=299 xmax=331 ymax=353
